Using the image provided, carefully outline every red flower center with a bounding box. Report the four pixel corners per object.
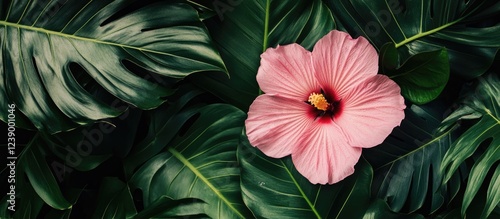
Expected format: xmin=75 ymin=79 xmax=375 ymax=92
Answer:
xmin=307 ymin=89 xmax=341 ymax=122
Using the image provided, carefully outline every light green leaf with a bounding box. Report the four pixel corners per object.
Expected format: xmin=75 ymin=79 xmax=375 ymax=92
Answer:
xmin=440 ymin=74 xmax=500 ymax=218
xmin=190 ymin=0 xmax=335 ymax=110
xmin=0 ymin=0 xmax=225 ymax=133
xmin=130 ymin=104 xmax=252 ymax=219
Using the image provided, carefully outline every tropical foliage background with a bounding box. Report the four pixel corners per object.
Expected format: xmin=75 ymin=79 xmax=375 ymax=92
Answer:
xmin=0 ymin=0 xmax=499 ymax=218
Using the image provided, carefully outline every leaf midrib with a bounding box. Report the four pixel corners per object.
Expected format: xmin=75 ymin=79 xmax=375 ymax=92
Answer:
xmin=394 ymin=20 xmax=460 ymax=48
xmin=0 ymin=20 xmax=203 ymax=61
xmin=375 ymin=124 xmax=458 ymax=170
xmin=168 ymin=148 xmax=245 ymax=219
xmin=281 ymin=160 xmax=321 ymax=219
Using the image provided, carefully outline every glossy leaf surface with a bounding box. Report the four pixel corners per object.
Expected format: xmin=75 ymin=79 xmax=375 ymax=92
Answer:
xmin=239 ymin=135 xmax=373 ymax=219
xmin=440 ymin=74 xmax=500 ymax=218
xmin=0 ymin=0 xmax=225 ymax=133
xmin=364 ymin=103 xmax=464 ymax=214
xmin=380 ymin=43 xmax=449 ymax=104
xmin=190 ymin=0 xmax=335 ymax=110
xmin=325 ymin=0 xmax=499 ymax=78
xmin=130 ymin=104 xmax=252 ymax=219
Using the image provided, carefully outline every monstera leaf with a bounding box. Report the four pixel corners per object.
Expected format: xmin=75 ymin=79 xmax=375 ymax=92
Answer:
xmin=190 ymin=0 xmax=335 ymax=110
xmin=130 ymin=104 xmax=252 ymax=219
xmin=364 ymin=102 xmax=467 ymax=214
xmin=325 ymin=0 xmax=499 ymax=79
xmin=0 ymin=0 xmax=225 ymax=133
xmin=439 ymin=74 xmax=500 ymax=218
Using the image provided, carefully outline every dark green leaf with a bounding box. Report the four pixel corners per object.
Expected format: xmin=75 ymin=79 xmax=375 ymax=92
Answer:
xmin=364 ymin=103 xmax=464 ymax=214
xmin=434 ymin=209 xmax=461 ymax=219
xmin=123 ymin=88 xmax=204 ymax=177
xmin=439 ymin=74 xmax=500 ymax=218
xmin=0 ymin=0 xmax=225 ymax=133
xmin=381 ymin=43 xmax=450 ymax=104
xmin=362 ymin=199 xmax=424 ymax=219
xmin=379 ymin=42 xmax=399 ymax=71
xmin=91 ymin=177 xmax=136 ymax=219
xmin=239 ymin=134 xmax=372 ymax=219
xmin=43 ymin=188 xmax=83 ymax=219
xmin=482 ymin=165 xmax=500 ymax=218
xmin=329 ymin=159 xmax=372 ymax=219
xmin=0 ymin=196 xmax=12 ymax=219
xmin=130 ymin=104 xmax=252 ymax=218
xmin=325 ymin=0 xmax=499 ymax=78
xmin=238 ymin=137 xmax=337 ymax=219
xmin=190 ymin=0 xmax=335 ymax=110
xmin=20 ymin=135 xmax=72 ymax=210
xmin=11 ymin=167 xmax=45 ymax=219
xmin=133 ymin=196 xmax=206 ymax=219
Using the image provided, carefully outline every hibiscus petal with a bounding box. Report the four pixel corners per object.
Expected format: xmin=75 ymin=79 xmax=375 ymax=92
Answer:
xmin=292 ymin=123 xmax=362 ymax=184
xmin=312 ymin=30 xmax=378 ymax=98
xmin=257 ymin=44 xmax=319 ymax=100
xmin=245 ymin=94 xmax=314 ymax=158
xmin=336 ymin=75 xmax=406 ymax=148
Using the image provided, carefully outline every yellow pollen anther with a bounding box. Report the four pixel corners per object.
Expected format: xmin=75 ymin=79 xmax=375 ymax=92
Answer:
xmin=308 ymin=93 xmax=329 ymax=111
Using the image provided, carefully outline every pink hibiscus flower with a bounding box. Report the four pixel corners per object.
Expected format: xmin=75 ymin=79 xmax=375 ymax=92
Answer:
xmin=245 ymin=30 xmax=406 ymax=184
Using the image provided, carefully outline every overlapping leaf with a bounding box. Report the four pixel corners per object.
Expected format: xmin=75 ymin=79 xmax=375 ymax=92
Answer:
xmin=92 ymin=177 xmax=136 ymax=218
xmin=123 ymin=87 xmax=204 ymax=178
xmin=190 ymin=0 xmax=335 ymax=110
xmin=129 ymin=104 xmax=252 ymax=219
xmin=439 ymin=73 xmax=500 ymax=218
xmin=325 ymin=0 xmax=499 ymax=78
xmin=363 ymin=199 xmax=424 ymax=219
xmin=18 ymin=134 xmax=72 ymax=211
xmin=132 ymin=196 xmax=207 ymax=219
xmin=238 ymin=135 xmax=373 ymax=219
xmin=0 ymin=0 xmax=225 ymax=133
xmin=364 ymin=103 xmax=465 ymax=214
xmin=380 ymin=43 xmax=449 ymax=104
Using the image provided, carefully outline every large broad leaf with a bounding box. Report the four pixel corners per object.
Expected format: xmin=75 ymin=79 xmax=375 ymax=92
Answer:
xmin=133 ymin=196 xmax=207 ymax=219
xmin=380 ymin=43 xmax=449 ymax=104
xmin=17 ymin=134 xmax=72 ymax=210
xmin=123 ymin=87 xmax=204 ymax=178
xmin=129 ymin=104 xmax=252 ymax=219
xmin=364 ymin=102 xmax=466 ymax=214
xmin=0 ymin=0 xmax=225 ymax=133
xmin=325 ymin=0 xmax=499 ymax=79
xmin=189 ymin=0 xmax=335 ymax=110
xmin=238 ymin=134 xmax=372 ymax=219
xmin=439 ymin=73 xmax=500 ymax=218
xmin=7 ymin=155 xmax=46 ymax=219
